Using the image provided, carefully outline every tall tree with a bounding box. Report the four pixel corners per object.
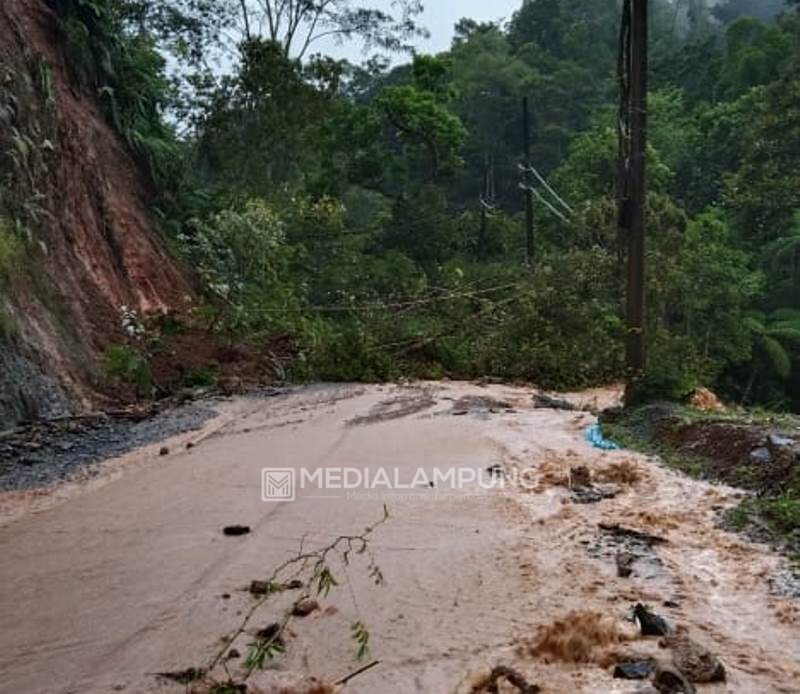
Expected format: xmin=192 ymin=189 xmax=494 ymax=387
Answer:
xmin=234 ymin=0 xmax=425 ymax=59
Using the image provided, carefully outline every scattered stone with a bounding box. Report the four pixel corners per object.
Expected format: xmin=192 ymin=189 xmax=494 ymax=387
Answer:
xmin=486 ymin=463 xmax=503 ymax=477
xmin=633 ymin=604 xmax=672 ymax=636
xmin=250 ymin=578 xmax=304 ymax=595
xmin=652 ymin=663 xmax=696 ymax=693
xmin=569 ymin=465 xmax=592 ymax=489
xmin=223 ymin=525 xmax=251 ymax=537
xmin=600 ymin=524 xmax=668 ymax=546
xmin=572 ymin=484 xmax=620 ymax=505
xmin=185 ymin=441 xmax=195 ymax=449
xmin=227 ymin=648 xmax=240 ymax=659
xmin=589 ymin=525 xmax=667 ymax=582
xmin=616 ymin=551 xmax=636 ymax=578
xmin=1 ymin=404 xmax=214 ymax=493
xmin=613 ymin=659 xmax=654 ymax=679
xmin=769 ymin=567 xmax=800 ymax=599
xmin=533 ymin=393 xmax=576 ymax=411
xmin=767 ymin=433 xmax=795 ymax=449
xmin=452 ymin=410 xmax=468 ymax=416
xmin=660 ymin=631 xmax=726 ymax=683
xmin=662 ymin=600 xmax=680 ymax=609
xmin=249 ymin=580 xmax=271 ymax=595
xmin=221 ymin=593 xmax=231 ymax=600
xmin=159 ymin=446 xmax=169 ymax=456
xmin=457 ymin=666 xmax=540 ymax=693
xmin=292 ymin=597 xmax=320 ymax=617
xmin=749 ymin=447 xmax=772 ymax=464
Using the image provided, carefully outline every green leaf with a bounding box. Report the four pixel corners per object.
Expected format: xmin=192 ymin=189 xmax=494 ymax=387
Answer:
xmin=761 ymin=335 xmax=791 ymax=380
xmin=767 ymin=327 xmax=800 ymax=345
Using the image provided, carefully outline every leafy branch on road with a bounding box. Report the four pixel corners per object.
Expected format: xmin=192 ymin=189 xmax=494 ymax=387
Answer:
xmin=200 ymin=505 xmax=390 ymax=690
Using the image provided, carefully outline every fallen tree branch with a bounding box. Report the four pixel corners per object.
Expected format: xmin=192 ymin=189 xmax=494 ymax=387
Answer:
xmin=198 ymin=505 xmax=391 ymax=687
xmin=335 ymin=659 xmax=381 ymax=686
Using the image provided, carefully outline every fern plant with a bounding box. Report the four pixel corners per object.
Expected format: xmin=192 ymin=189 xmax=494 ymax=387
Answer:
xmin=742 ymin=308 xmax=800 ymax=402
xmin=59 ymin=0 xmax=181 ymax=188
xmin=765 ymin=211 xmax=800 ymax=302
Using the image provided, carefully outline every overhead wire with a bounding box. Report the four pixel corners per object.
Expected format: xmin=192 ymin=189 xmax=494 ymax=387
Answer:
xmin=243 ymin=280 xmax=520 ymax=314
xmin=519 ymin=163 xmax=575 ymax=216
xmin=518 ymin=182 xmax=571 ymax=225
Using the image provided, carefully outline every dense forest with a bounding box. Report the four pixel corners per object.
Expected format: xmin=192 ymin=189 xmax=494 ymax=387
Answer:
xmin=3 ymin=0 xmax=800 ymax=410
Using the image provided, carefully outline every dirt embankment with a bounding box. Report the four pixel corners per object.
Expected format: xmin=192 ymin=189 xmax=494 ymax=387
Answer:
xmin=602 ymin=404 xmax=800 ymax=562
xmin=0 ymin=0 xmax=195 ymax=428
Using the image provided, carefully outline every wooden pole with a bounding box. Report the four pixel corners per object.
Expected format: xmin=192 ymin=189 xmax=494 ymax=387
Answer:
xmin=522 ymin=96 xmax=534 ymax=266
xmin=625 ymin=0 xmax=648 ymax=405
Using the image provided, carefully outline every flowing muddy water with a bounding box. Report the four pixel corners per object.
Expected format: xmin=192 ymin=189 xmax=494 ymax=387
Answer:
xmin=0 ymin=382 xmax=797 ymax=693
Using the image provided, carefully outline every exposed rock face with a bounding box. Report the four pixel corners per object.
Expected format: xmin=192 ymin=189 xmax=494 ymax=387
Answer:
xmin=0 ymin=345 xmax=71 ymax=424
xmin=0 ymin=0 xmax=195 ymax=428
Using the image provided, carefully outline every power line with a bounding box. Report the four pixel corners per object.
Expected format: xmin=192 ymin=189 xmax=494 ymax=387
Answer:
xmin=518 ymin=183 xmax=571 ymax=225
xmin=519 ymin=163 xmax=575 ymax=216
xmin=244 ymin=281 xmax=520 ymax=314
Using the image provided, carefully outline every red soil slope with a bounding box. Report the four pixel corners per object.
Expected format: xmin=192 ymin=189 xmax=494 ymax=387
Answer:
xmin=0 ymin=0 xmax=196 ymax=419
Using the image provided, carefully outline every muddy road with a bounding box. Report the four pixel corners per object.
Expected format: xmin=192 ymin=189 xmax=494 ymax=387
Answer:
xmin=0 ymin=383 xmax=798 ymax=693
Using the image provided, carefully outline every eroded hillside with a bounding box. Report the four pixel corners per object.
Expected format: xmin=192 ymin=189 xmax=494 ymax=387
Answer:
xmin=0 ymin=0 xmax=194 ymax=427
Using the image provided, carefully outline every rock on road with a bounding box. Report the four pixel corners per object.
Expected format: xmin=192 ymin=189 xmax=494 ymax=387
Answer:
xmin=0 ymin=382 xmax=798 ymax=693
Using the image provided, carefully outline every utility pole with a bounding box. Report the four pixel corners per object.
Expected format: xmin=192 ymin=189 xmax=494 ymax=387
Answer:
xmin=522 ymin=96 xmax=534 ymax=266
xmin=620 ymin=0 xmax=648 ymax=405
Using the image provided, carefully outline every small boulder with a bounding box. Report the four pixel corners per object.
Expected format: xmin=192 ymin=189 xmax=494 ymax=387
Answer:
xmin=573 ymin=484 xmax=619 ymax=504
xmin=569 ymin=465 xmax=592 ymax=489
xmin=249 ymin=580 xmax=271 ymax=595
xmin=616 ymin=551 xmax=636 ymax=578
xmin=223 ymin=525 xmax=251 ymax=537
xmin=767 ymin=433 xmax=796 ymax=449
xmin=486 ymin=463 xmax=504 ymax=477
xmin=292 ymin=597 xmax=320 ymax=617
xmin=533 ymin=393 xmax=576 ymax=411
xmin=633 ymin=603 xmax=672 ymax=636
xmin=660 ymin=631 xmax=726 ymax=683
xmin=613 ymin=659 xmax=654 ymax=680
xmin=749 ymin=447 xmax=772 ymax=465
xmin=653 ymin=663 xmax=695 ymax=693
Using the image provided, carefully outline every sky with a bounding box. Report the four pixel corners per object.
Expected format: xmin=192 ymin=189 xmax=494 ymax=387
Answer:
xmin=317 ymin=0 xmax=523 ymax=61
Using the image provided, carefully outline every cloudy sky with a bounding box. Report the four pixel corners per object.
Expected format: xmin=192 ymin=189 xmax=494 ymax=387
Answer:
xmin=317 ymin=0 xmax=522 ymax=60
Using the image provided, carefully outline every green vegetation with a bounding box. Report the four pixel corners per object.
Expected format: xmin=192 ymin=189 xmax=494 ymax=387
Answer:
xmin=601 ymin=405 xmax=714 ymax=480
xmin=39 ymin=1 xmax=800 ymax=413
xmin=103 ymin=345 xmax=153 ymax=398
xmin=604 ymin=404 xmax=800 ymax=557
xmin=0 ymin=304 xmax=16 ymax=344
xmin=0 ymin=224 xmax=22 ymax=282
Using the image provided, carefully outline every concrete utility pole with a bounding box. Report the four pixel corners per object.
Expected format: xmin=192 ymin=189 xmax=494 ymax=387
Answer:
xmin=620 ymin=0 xmax=648 ymax=405
xmin=522 ymin=96 xmax=535 ymax=266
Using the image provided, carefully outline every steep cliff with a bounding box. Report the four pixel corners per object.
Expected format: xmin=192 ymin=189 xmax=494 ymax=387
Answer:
xmin=0 ymin=0 xmax=195 ymax=428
